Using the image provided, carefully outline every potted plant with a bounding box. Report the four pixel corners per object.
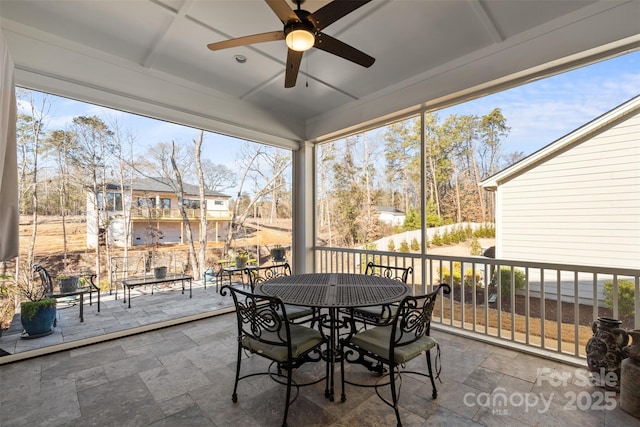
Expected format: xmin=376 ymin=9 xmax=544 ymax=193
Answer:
xmin=234 ymin=250 xmax=250 ymax=269
xmin=57 ymin=275 xmax=79 ymax=293
xmin=18 ymin=273 xmax=57 ymax=339
xmin=145 ymin=224 xmax=167 ymax=279
xmin=270 ymin=246 xmax=286 ymax=263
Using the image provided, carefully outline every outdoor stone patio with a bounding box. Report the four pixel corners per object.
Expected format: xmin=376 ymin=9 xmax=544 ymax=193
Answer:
xmin=1 ymin=280 xmax=639 ymax=426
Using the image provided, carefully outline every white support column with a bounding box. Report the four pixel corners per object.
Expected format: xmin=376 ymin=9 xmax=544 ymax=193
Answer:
xmin=292 ymin=141 xmax=315 ymax=274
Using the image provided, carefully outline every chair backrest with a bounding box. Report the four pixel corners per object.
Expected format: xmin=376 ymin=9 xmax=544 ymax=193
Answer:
xmin=222 ymin=285 xmax=293 ymax=358
xmin=245 ymin=263 xmax=292 ymax=291
xmin=364 ymin=262 xmax=413 ymax=284
xmin=390 ymin=283 xmax=451 ymax=350
xmin=33 ymin=264 xmax=54 ymax=294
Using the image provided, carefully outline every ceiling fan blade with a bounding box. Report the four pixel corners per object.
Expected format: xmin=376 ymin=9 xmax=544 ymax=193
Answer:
xmin=265 ymin=0 xmax=299 ymax=24
xmin=207 ymin=31 xmax=285 ymax=51
xmin=314 ymin=33 xmax=375 ymax=68
xmin=285 ymin=49 xmax=303 ymax=88
xmin=310 ymin=0 xmax=372 ymax=31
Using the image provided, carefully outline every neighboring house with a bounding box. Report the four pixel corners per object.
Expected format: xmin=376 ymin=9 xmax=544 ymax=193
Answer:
xmin=481 ymin=95 xmax=640 ymax=304
xmin=376 ymin=206 xmax=405 ymax=226
xmin=86 ymin=177 xmax=232 ymax=248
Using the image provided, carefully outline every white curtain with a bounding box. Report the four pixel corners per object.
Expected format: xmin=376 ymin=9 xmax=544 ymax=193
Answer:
xmin=0 ymin=33 xmax=19 ymax=261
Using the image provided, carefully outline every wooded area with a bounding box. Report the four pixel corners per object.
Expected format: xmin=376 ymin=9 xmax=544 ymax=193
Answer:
xmin=317 ymin=110 xmax=519 ymax=247
xmin=10 ymin=89 xmax=518 ymax=286
xmin=13 ymin=89 xmax=291 ymax=284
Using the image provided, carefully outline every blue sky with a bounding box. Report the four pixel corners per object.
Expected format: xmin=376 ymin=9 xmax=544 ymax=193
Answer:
xmin=440 ymin=50 xmax=640 ymax=157
xmin=21 ymin=50 xmax=640 ymax=166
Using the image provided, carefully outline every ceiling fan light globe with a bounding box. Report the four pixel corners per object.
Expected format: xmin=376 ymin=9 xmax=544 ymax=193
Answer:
xmin=285 ymin=29 xmax=315 ymax=52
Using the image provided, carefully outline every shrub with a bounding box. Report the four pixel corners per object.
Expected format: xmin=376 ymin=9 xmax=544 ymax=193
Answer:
xmin=439 ymin=265 xmax=461 ymax=287
xmin=474 ymin=223 xmax=496 ymax=238
xmin=603 ymin=279 xmax=635 ymax=318
xmin=387 ymin=240 xmax=396 ymax=252
xmin=493 ymin=267 xmax=526 ymax=299
xmin=431 ymin=233 xmax=443 ymax=246
xmin=439 ymin=263 xmax=482 ymax=290
xmin=441 ymin=232 xmax=452 ymax=245
xmin=362 ymin=242 xmax=377 ymax=251
xmin=469 ymin=236 xmax=482 ymax=256
xmin=398 ymin=240 xmax=410 ymax=253
xmin=410 ymin=238 xmax=420 ymax=252
xmin=452 ymin=227 xmax=461 ymax=242
xmin=20 ymin=297 xmax=57 ymax=321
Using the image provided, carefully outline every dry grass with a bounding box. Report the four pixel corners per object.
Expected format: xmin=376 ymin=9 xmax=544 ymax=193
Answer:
xmin=434 ymin=298 xmax=592 ymax=356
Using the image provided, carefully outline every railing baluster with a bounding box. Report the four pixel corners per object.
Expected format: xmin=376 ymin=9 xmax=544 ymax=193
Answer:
xmin=313 ymin=246 xmax=639 ymax=363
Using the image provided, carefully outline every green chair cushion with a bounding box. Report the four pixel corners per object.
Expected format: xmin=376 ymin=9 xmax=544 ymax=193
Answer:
xmin=242 ymin=324 xmax=323 ymax=363
xmin=353 ymin=304 xmax=398 ymax=322
xmin=350 ymin=325 xmax=437 ymax=364
xmin=283 ymin=304 xmax=315 ymax=320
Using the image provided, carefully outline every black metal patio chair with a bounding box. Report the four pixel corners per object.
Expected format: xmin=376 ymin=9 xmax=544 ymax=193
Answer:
xmin=347 ymin=262 xmax=414 ymax=327
xmin=33 ymin=264 xmax=100 ymax=324
xmin=340 ymin=283 xmax=451 ymax=427
xmin=245 ymin=263 xmax=316 ymax=324
xmin=221 ymin=285 xmax=326 ymax=427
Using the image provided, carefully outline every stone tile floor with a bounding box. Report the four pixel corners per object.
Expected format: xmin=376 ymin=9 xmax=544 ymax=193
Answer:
xmin=1 ymin=280 xmax=639 ymax=426
xmin=0 ymin=278 xmax=235 ymax=356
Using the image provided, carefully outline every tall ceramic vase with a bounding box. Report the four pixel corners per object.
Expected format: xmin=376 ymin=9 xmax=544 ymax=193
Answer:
xmin=585 ymin=317 xmax=628 ymax=391
xmin=621 ymin=330 xmax=640 ymax=418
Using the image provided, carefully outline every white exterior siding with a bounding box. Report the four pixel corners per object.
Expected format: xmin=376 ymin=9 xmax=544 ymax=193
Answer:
xmin=498 ymin=111 xmax=640 ymax=270
xmin=160 ymin=223 xmax=181 ymax=244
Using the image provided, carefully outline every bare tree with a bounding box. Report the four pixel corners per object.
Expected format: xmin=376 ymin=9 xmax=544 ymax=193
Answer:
xmin=16 ymin=90 xmax=51 ymax=272
xmin=224 ymin=144 xmax=291 ymax=254
xmin=137 ymin=141 xmax=200 ymax=275
xmin=170 ymin=141 xmax=199 ymax=276
xmin=194 ymin=131 xmax=207 ymax=279
xmin=201 ymin=159 xmax=236 ymax=192
xmin=68 ymin=115 xmax=115 ymax=287
xmin=46 ymin=130 xmax=74 ymax=269
xmin=109 ymin=118 xmax=136 ymax=260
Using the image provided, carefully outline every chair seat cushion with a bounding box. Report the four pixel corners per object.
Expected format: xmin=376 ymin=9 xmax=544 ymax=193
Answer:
xmin=352 ymin=304 xmax=397 ymax=323
xmin=242 ymin=324 xmax=323 ymax=362
xmin=350 ymin=325 xmax=437 ymax=364
xmin=283 ymin=304 xmax=314 ymax=320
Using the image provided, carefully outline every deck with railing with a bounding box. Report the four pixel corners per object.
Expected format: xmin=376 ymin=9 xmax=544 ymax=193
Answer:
xmin=129 ymin=207 xmax=232 ymax=221
xmin=315 ymin=246 xmax=640 ymax=364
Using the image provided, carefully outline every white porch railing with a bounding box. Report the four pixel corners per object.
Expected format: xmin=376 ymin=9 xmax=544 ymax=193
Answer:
xmin=129 ymin=207 xmax=232 ymax=220
xmin=315 ymin=247 xmax=640 ymax=363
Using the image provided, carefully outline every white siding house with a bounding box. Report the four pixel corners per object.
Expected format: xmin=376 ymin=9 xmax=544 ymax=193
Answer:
xmin=86 ymin=177 xmax=232 ymax=248
xmin=481 ymin=96 xmax=640 ymax=303
xmin=482 ymin=95 xmax=640 ymax=269
xmin=376 ymin=206 xmax=405 ymax=226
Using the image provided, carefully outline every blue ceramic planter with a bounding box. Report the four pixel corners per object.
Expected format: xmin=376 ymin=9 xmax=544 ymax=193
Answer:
xmin=20 ymin=305 xmax=56 ymax=339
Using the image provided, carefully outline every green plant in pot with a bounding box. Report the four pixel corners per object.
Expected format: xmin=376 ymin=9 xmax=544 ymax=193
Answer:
xmin=18 ymin=274 xmax=57 ymax=339
xmin=270 ymin=246 xmax=286 ymax=263
xmin=145 ymin=224 xmax=167 ymax=279
xmin=57 ymin=275 xmax=79 ymax=293
xmin=234 ymin=250 xmax=250 ymax=269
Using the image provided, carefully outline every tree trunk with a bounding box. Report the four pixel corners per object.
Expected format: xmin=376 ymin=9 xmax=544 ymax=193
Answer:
xmin=171 ymin=142 xmax=199 ymax=276
xmin=194 ymin=131 xmax=207 ymax=278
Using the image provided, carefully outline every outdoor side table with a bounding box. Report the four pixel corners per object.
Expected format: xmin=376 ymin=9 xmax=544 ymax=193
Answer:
xmin=221 ymin=265 xmax=257 ymax=289
xmin=46 ymin=272 xmax=100 ymax=323
xmin=121 ymin=273 xmax=193 ymax=308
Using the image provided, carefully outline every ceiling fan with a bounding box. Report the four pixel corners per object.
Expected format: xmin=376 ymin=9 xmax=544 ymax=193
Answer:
xmin=206 ymin=0 xmax=375 ymax=88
